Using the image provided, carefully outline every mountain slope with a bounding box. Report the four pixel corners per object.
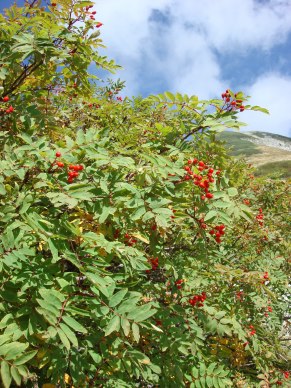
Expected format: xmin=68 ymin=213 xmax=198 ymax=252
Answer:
xmin=218 ymin=131 xmax=291 ymax=178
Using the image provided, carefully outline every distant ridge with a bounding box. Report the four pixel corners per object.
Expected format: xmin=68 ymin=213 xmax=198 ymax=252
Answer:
xmin=244 ymin=131 xmax=291 ymax=151
xmin=218 ymin=131 xmax=291 ymax=178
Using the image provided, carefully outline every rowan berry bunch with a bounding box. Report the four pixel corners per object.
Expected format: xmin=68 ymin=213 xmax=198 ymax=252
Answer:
xmin=183 ymin=159 xmax=221 ymax=200
xmin=54 ymin=152 xmax=84 ymax=183
xmin=221 ymin=89 xmax=245 ymax=112
xmin=256 ymin=207 xmax=264 ymax=226
xmin=248 ymin=325 xmax=256 ymax=336
xmin=175 ymin=279 xmax=184 ymax=289
xmin=1 ymin=96 xmax=14 ymax=115
xmin=124 ymin=233 xmax=137 ymax=247
xmin=189 ymin=292 xmax=207 ymax=307
xmin=146 ymin=257 xmax=159 ymax=273
xmin=209 ymin=224 xmax=226 ymax=244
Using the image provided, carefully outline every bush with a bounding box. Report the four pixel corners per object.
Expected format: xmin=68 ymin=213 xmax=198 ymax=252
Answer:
xmin=0 ymin=1 xmax=289 ymax=387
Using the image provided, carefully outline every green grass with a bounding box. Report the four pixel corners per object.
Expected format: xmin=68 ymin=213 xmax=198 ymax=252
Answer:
xmin=217 ymin=132 xmax=262 ymax=157
xmin=255 ymin=160 xmax=291 ymax=178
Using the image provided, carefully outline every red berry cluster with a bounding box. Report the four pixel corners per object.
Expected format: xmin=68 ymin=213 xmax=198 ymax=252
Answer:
xmin=68 ymin=164 xmax=84 ymax=183
xmin=209 ymin=224 xmax=226 ymax=244
xmin=264 ymin=305 xmax=273 ymax=317
xmin=54 ymin=152 xmax=84 ymax=183
xmin=183 ymin=159 xmax=221 ymax=200
xmin=146 ymin=257 xmax=159 ymax=273
xmin=263 ymin=271 xmax=269 ymax=281
xmin=81 ymin=5 xmax=103 ymax=28
xmin=175 ymin=279 xmax=183 ymax=289
xmin=236 ymin=290 xmax=244 ymax=301
xmin=189 ymin=292 xmax=206 ymax=307
xmin=1 ymin=96 xmax=14 ymax=114
xmin=249 ymin=325 xmax=256 ymax=336
xmin=124 ymin=233 xmax=137 ymax=247
xmin=221 ymin=89 xmax=245 ymax=112
xmin=256 ymin=207 xmax=264 ymax=226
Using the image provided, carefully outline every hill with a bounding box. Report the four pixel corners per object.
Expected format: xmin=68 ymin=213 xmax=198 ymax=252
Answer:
xmin=218 ymin=131 xmax=291 ymax=178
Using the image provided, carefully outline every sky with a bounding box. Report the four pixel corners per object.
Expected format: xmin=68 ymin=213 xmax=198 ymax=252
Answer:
xmin=2 ymin=0 xmax=291 ymax=137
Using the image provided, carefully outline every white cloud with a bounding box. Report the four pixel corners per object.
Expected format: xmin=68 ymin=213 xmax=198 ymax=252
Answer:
xmin=242 ymin=73 xmax=291 ymax=137
xmin=93 ymin=0 xmax=291 ymax=136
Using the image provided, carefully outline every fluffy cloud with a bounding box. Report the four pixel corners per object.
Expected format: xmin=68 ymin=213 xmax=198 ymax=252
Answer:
xmin=94 ymin=0 xmax=291 ymax=135
xmin=242 ymin=73 xmax=291 ymax=137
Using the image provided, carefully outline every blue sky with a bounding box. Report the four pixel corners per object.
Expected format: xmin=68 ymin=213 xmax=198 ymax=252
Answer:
xmin=2 ymin=0 xmax=291 ymax=137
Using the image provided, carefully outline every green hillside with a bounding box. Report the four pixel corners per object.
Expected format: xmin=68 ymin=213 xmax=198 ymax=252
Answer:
xmin=218 ymin=131 xmax=291 ymax=178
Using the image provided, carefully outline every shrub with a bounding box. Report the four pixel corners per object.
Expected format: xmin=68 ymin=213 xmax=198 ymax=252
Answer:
xmin=0 ymin=1 xmax=289 ymax=387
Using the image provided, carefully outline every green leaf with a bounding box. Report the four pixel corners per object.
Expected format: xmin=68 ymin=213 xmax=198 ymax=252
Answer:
xmin=48 ymin=239 xmax=59 ymax=262
xmin=10 ymin=366 xmax=21 ymax=386
xmin=14 ymin=351 xmax=38 ymax=366
xmin=61 ymin=315 xmax=88 ymax=334
xmin=59 ymin=323 xmax=78 ymax=347
xmin=132 ymin=323 xmax=140 ymax=342
xmin=227 ymin=187 xmax=238 ymax=197
xmin=204 ymin=210 xmax=217 ymax=222
xmin=0 ymin=342 xmax=28 ymax=359
xmin=250 ymin=106 xmax=269 ymax=114
xmin=109 ymin=289 xmax=128 ymax=308
xmin=1 ymin=361 xmax=12 ymax=388
xmin=127 ymin=304 xmax=157 ymax=322
xmin=104 ymin=315 xmax=120 ymax=336
xmin=121 ymin=318 xmax=130 ymax=337
xmin=57 ymin=328 xmax=71 ymax=350
xmin=164 ymin=91 xmax=175 ymax=101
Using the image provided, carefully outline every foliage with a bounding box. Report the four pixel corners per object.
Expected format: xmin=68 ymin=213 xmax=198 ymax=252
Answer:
xmin=0 ymin=1 xmax=290 ymax=387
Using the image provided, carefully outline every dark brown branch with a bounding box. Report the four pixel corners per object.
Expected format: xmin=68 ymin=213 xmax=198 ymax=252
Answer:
xmin=182 ymin=125 xmax=204 ymax=141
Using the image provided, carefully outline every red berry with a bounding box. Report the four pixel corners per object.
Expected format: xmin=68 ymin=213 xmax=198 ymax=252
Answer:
xmin=206 ymin=192 xmax=213 ymax=199
xmin=96 ymin=22 xmax=103 ymax=28
xmin=56 ymin=162 xmax=64 ymax=167
xmin=51 ymin=2 xmax=57 ymax=6
xmin=198 ymin=161 xmax=205 ymax=167
xmin=240 ymin=106 xmax=245 ymax=112
xmin=55 ymin=151 xmax=61 ymax=157
xmin=201 ymin=195 xmax=206 ymax=200
xmin=2 ymin=96 xmax=9 ymax=102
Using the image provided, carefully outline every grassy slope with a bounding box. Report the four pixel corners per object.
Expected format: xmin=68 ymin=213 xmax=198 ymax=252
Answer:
xmin=218 ymin=131 xmax=291 ymax=178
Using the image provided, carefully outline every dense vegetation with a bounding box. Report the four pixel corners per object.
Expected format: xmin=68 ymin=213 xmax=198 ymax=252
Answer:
xmin=0 ymin=1 xmax=290 ymax=387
